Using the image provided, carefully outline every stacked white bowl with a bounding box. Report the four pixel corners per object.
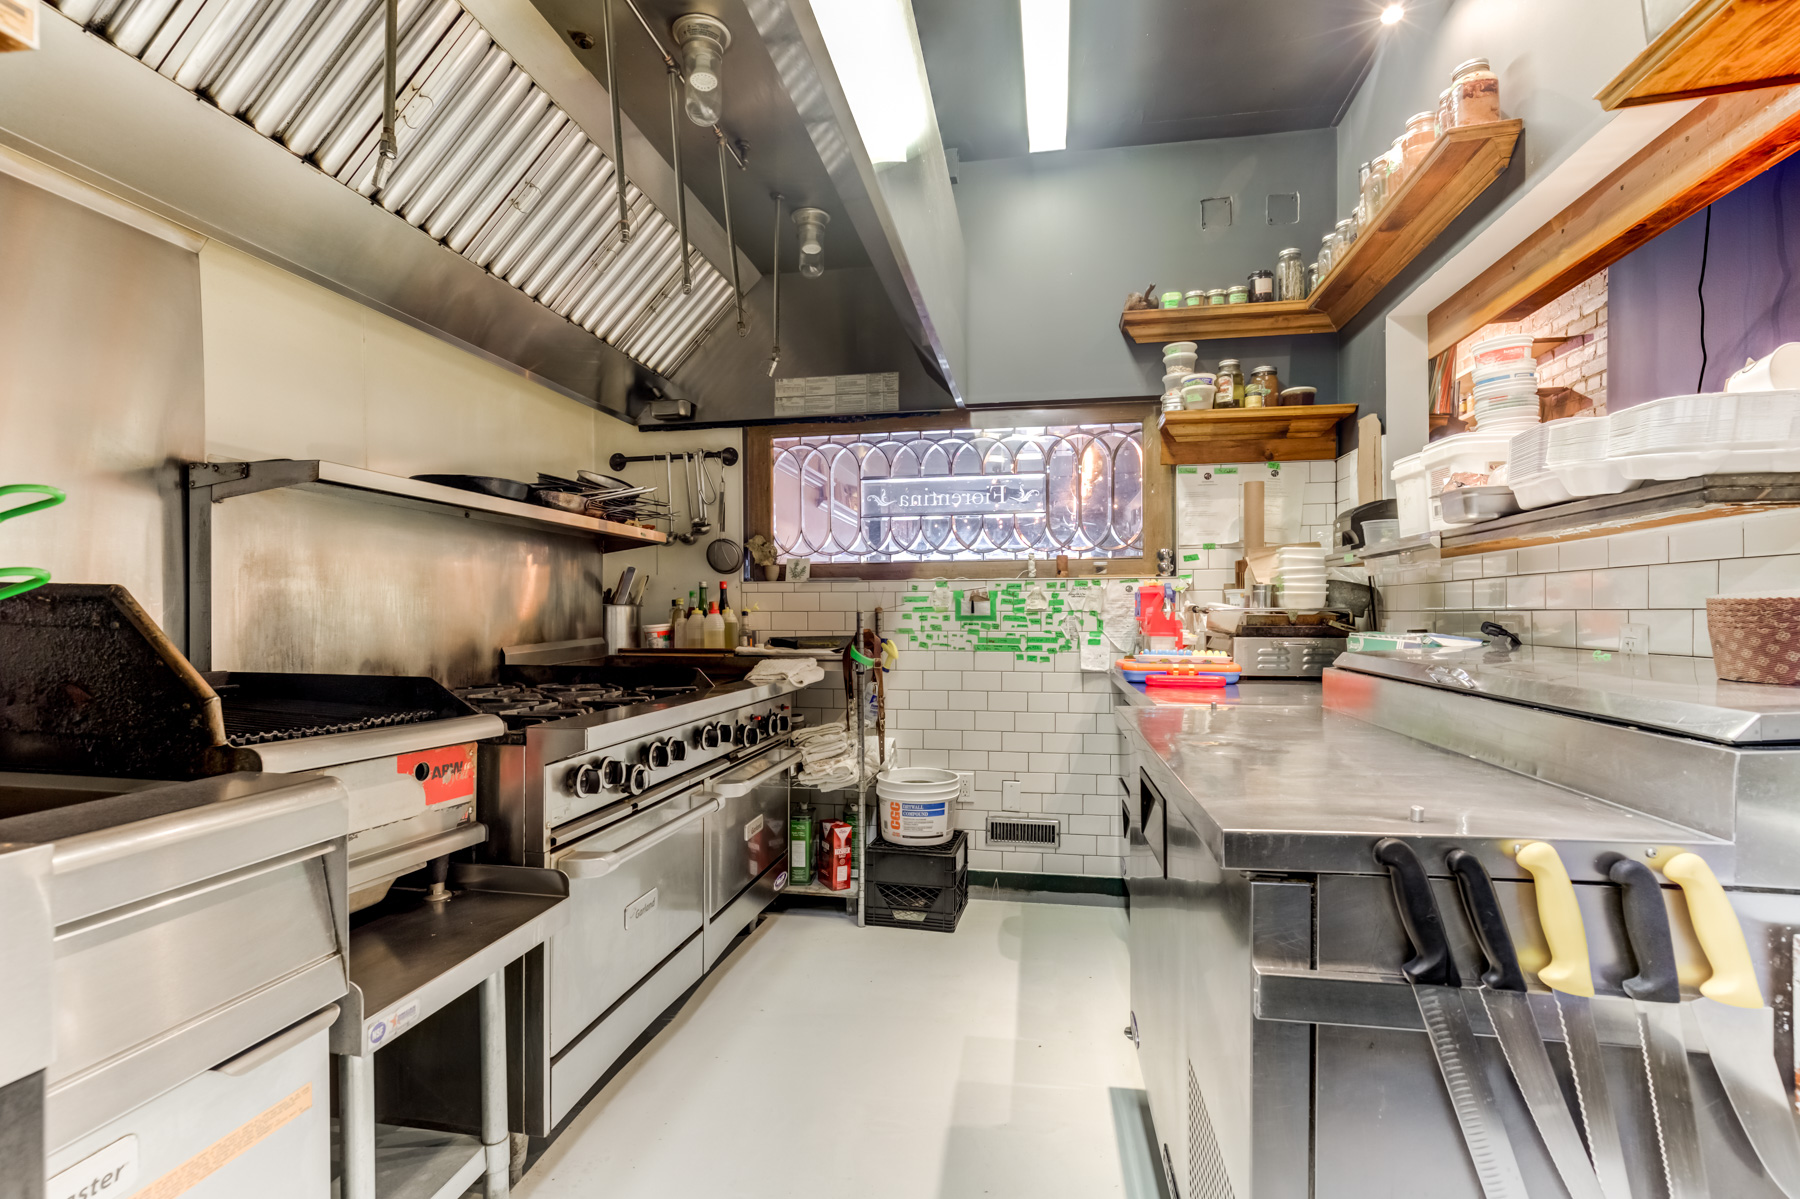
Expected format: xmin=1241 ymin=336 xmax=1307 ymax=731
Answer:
xmin=1161 ymin=342 xmax=1198 ymax=412
xmin=1468 ymin=333 xmax=1541 ymax=434
xmin=1273 ymin=545 xmax=1327 ymax=609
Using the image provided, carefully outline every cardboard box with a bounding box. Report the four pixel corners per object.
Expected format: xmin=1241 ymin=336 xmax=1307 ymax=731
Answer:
xmin=0 ymin=0 xmax=38 ymax=52
xmin=816 ymin=821 xmax=852 ymax=891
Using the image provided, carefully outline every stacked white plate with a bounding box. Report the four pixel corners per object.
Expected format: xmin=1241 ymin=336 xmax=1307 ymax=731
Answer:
xmin=1273 ymin=545 xmax=1327 ymax=609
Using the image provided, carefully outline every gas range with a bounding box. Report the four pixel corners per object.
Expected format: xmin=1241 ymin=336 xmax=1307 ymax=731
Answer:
xmin=464 ymin=662 xmax=799 ymax=864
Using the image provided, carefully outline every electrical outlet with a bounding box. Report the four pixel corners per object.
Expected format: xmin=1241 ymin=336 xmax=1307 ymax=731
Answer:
xmin=1002 ymin=780 xmax=1023 ymax=811
xmin=1619 ymin=622 xmax=1650 ymax=656
xmin=953 ymin=770 xmax=975 ymax=806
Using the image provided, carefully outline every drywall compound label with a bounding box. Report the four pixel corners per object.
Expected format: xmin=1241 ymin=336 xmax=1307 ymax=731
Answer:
xmin=49 ymin=1136 xmax=137 ymax=1199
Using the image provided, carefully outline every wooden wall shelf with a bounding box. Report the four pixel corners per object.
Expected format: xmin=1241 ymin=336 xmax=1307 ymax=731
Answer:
xmin=1598 ymin=0 xmax=1800 ymax=109
xmin=1119 ymin=120 xmax=1522 ymax=346
xmin=1159 ymin=404 xmax=1358 ymax=464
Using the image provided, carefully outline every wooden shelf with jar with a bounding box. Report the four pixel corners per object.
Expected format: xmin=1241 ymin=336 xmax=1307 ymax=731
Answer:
xmin=1119 ymin=119 xmax=1523 ymax=345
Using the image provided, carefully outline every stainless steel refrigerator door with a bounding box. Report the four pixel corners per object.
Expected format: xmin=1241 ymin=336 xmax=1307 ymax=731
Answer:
xmin=546 ymin=797 xmax=708 ymax=1054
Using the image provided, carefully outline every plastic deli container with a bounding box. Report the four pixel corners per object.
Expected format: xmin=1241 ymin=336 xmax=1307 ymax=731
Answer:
xmin=875 ymin=768 xmax=959 ymax=846
xmin=642 ymin=622 xmax=674 ymax=649
xmin=1391 ymin=452 xmax=1430 ymax=538
xmin=1469 ymin=333 xmax=1535 ymax=373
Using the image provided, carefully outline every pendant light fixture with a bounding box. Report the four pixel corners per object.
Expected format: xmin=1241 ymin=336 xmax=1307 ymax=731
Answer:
xmin=672 ymin=14 xmax=731 ymax=127
xmin=792 ymin=208 xmax=830 ymax=278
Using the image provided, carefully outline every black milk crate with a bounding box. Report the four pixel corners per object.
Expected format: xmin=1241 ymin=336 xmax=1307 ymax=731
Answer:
xmin=865 ymin=830 xmax=967 ymax=933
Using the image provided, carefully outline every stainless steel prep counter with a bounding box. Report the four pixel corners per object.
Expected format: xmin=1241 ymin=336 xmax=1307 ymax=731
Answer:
xmin=1112 ymin=664 xmax=1790 ymax=1199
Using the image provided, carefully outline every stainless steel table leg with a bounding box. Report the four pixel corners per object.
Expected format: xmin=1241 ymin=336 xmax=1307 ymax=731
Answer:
xmin=480 ymin=972 xmax=510 ymax=1198
xmin=339 ymin=1053 xmax=376 ymax=1199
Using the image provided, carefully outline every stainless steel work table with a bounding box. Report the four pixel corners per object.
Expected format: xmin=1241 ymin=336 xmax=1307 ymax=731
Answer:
xmin=1117 ymin=698 xmax=1728 ymax=881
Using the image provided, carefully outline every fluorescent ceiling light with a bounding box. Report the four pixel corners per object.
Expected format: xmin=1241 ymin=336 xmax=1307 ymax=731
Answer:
xmin=1380 ymin=3 xmax=1405 ymax=24
xmin=812 ymin=0 xmax=929 ymax=164
xmin=1020 ymin=0 xmax=1069 ymax=153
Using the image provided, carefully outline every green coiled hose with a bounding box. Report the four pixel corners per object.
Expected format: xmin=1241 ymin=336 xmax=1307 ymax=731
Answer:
xmin=0 ymin=484 xmax=67 ymax=601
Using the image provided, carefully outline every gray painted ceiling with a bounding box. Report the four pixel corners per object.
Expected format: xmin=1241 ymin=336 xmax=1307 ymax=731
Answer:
xmin=915 ymin=0 xmax=1387 ymax=162
xmin=531 ymin=0 xmax=872 ymax=272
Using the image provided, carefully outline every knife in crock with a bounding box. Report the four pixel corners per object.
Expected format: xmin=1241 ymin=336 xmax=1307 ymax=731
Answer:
xmin=1609 ymin=857 xmax=1708 ymax=1199
xmin=1448 ymin=849 xmax=1606 ymax=1199
xmin=1514 ymin=841 xmax=1633 ymax=1199
xmin=1376 ymin=838 xmax=1528 ymax=1199
xmin=1662 ymin=851 xmax=1800 ymax=1199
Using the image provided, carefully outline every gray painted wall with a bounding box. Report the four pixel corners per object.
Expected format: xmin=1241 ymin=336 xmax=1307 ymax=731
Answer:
xmin=1332 ymin=0 xmax=1648 ymax=444
xmin=1611 ymin=155 xmax=1800 ymax=406
xmin=953 ymin=128 xmax=1340 ymax=405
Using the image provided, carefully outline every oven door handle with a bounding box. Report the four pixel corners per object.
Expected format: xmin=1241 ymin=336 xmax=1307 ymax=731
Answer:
xmin=560 ymin=797 xmax=724 ymax=879
xmin=705 ymin=746 xmax=802 ymax=798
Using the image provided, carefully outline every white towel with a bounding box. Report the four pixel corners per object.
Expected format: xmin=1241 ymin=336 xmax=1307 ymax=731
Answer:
xmin=745 ymin=657 xmax=825 ymax=688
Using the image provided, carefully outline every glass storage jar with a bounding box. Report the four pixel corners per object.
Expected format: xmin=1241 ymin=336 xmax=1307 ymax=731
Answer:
xmin=1401 ymin=111 xmax=1437 ymax=174
xmin=1276 ymin=248 xmax=1306 ymax=301
xmin=1246 ymin=365 xmax=1282 ymax=408
xmin=1226 ymin=284 xmax=1250 ymax=305
xmin=1206 ymin=288 xmax=1228 ymax=305
xmin=1214 ymin=360 xmax=1245 ymax=408
xmin=1318 ymin=232 xmax=1336 ymax=276
xmin=1435 ymin=87 xmax=1453 ymax=137
xmin=1335 ymin=217 xmax=1357 ymax=253
xmin=1248 ymin=270 xmax=1275 ymax=303
xmin=1451 ymin=58 xmax=1500 ymax=126
xmin=1183 ymin=290 xmax=1207 ymax=306
xmin=1307 ymin=261 xmax=1319 ymax=295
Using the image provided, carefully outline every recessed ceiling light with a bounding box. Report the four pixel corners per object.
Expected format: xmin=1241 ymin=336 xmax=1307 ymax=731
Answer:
xmin=1020 ymin=0 xmax=1069 ymax=153
xmin=1380 ymin=3 xmax=1405 ymax=24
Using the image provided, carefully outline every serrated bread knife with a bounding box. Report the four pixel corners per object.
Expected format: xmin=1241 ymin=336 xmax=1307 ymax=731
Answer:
xmin=1515 ymin=841 xmax=1633 ymax=1199
xmin=1376 ymin=838 xmax=1527 ymax=1199
xmin=1609 ymin=858 xmax=1708 ymax=1199
xmin=1662 ymin=852 xmax=1800 ymax=1198
xmin=1448 ymin=849 xmax=1606 ymax=1199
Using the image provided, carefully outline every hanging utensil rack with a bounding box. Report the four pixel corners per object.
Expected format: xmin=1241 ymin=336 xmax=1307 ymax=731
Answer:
xmin=609 ymin=448 xmax=739 ymax=470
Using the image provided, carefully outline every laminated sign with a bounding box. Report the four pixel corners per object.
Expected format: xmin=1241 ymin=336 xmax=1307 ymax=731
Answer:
xmin=862 ymin=474 xmax=1047 ymax=518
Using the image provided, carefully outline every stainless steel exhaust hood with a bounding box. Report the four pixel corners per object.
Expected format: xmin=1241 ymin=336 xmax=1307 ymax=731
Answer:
xmin=0 ymin=0 xmax=758 ymax=413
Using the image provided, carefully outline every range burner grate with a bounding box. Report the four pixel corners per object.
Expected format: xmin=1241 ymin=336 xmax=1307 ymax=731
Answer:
xmin=220 ymin=700 xmax=440 ymax=746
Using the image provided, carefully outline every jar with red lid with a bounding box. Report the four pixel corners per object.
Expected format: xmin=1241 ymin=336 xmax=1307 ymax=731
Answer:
xmin=1400 ymin=111 xmax=1437 ymax=174
xmin=1450 ymin=58 xmax=1500 ymax=126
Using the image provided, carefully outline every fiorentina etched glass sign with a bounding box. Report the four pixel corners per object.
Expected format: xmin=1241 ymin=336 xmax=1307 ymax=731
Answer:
xmin=770 ymin=422 xmax=1143 ymax=564
xmin=861 ymin=473 xmax=1049 ymax=518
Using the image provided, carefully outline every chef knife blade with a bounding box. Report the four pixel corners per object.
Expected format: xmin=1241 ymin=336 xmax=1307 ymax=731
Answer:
xmin=1515 ymin=841 xmax=1633 ymax=1199
xmin=1663 ymin=852 xmax=1800 ymax=1198
xmin=1448 ymin=849 xmax=1606 ymax=1199
xmin=1376 ymin=838 xmax=1529 ymax=1199
xmin=1609 ymin=858 xmax=1708 ymax=1199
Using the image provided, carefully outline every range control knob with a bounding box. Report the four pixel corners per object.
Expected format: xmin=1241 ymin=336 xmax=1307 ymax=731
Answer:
xmin=774 ymin=711 xmax=792 ymax=734
xmin=599 ymin=757 xmax=625 ymax=789
xmin=667 ymin=737 xmax=687 ymax=763
xmin=689 ymin=725 xmax=708 ymax=749
xmin=736 ymin=721 xmax=761 ymax=748
xmin=641 ymin=740 xmax=670 ymax=770
xmin=571 ymin=764 xmax=602 ymax=796
xmin=713 ymin=720 xmax=733 ymax=743
xmin=701 ymin=724 xmax=721 ymax=749
xmin=626 ymin=764 xmax=650 ymax=795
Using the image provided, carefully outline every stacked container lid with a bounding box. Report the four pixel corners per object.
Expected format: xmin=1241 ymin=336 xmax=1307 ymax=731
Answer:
xmin=1273 ymin=545 xmax=1327 ymax=608
xmin=1468 ymin=333 xmax=1541 ymax=433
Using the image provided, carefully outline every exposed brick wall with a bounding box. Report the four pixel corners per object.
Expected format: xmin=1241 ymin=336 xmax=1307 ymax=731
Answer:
xmin=1455 ymin=268 xmax=1609 ymax=415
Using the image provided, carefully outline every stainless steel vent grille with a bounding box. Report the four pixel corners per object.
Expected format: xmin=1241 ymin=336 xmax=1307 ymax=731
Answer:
xmin=1187 ymin=1061 xmax=1235 ymax=1199
xmin=48 ymin=0 xmax=732 ymax=376
xmin=986 ymin=818 xmax=1059 ymax=850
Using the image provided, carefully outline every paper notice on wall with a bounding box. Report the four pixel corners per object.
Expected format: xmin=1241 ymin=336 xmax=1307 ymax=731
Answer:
xmin=772 ymin=373 xmax=900 ymax=416
xmin=1175 ymin=463 xmax=1301 ymax=547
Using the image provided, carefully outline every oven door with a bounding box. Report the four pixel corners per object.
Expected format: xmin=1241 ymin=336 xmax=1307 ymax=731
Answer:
xmin=701 ymin=746 xmax=800 ymax=968
xmin=545 ymin=793 xmax=713 ymax=1057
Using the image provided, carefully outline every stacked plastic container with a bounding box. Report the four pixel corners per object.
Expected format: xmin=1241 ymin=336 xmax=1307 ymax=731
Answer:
xmin=1273 ymin=545 xmax=1327 ymax=608
xmin=1161 ymin=342 xmax=1197 ymax=412
xmin=1467 ymin=333 xmax=1542 ymax=435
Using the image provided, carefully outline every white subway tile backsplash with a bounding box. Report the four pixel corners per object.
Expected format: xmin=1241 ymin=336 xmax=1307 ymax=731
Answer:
xmin=1719 ymin=553 xmax=1800 ymax=594
xmin=1001 ymin=674 xmax=1043 ymax=693
xmin=1473 ymin=578 xmax=1507 ymax=607
xmin=1742 ymin=510 xmax=1800 ymax=558
xmin=1589 ymin=567 xmax=1648 ymax=609
xmin=1576 ymin=610 xmax=1626 ymax=650
xmin=1607 ymin=532 xmax=1668 ymax=567
xmin=1632 ymin=608 xmax=1695 ymax=656
xmin=1027 ymin=693 xmax=1071 ymax=713
xmin=1507 ymin=575 xmax=1546 ymax=608
xmin=1694 ymin=608 xmax=1713 ymax=657
xmin=1544 ymin=572 xmax=1591 ymax=610
xmin=1517 ymin=544 xmax=1560 ymax=574
xmin=1646 ymin=561 xmax=1717 ymax=609
xmin=1669 ymin=519 xmax=1741 ymax=562
xmin=1556 ymin=538 xmax=1609 ymax=571
xmin=1530 ymin=608 xmax=1576 ymax=648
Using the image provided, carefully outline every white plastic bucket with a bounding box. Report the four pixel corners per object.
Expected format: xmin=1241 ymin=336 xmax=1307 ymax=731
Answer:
xmin=875 ymin=767 xmax=959 ymax=846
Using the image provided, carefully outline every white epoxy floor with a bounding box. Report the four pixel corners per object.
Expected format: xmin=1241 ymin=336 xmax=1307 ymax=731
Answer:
xmin=516 ymin=899 xmax=1159 ymax=1199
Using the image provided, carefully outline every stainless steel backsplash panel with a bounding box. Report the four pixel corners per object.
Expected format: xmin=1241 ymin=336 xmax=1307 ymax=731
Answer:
xmin=211 ymin=486 xmax=606 ymax=686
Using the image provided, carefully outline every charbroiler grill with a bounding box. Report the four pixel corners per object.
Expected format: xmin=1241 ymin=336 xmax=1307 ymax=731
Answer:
xmin=0 ymin=583 xmax=503 ymax=909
